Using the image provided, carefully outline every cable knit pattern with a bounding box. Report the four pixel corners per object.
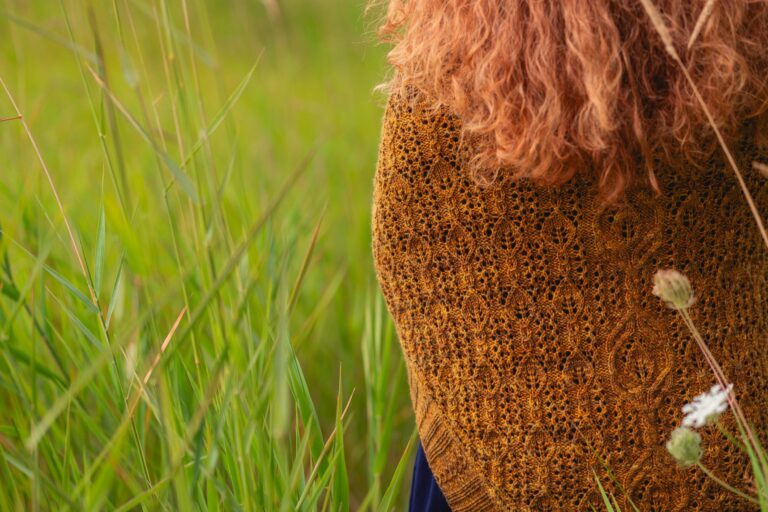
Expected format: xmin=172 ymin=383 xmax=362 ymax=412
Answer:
xmin=371 ymin=89 xmax=768 ymax=511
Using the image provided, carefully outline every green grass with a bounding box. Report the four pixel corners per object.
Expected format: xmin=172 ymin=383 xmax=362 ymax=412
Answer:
xmin=0 ymin=0 xmax=415 ymax=510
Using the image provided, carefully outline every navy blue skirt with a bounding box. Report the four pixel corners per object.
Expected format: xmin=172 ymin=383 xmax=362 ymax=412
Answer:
xmin=409 ymin=438 xmax=452 ymax=511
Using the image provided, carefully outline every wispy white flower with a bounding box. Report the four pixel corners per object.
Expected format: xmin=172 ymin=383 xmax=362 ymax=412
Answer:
xmin=666 ymin=426 xmax=703 ymax=467
xmin=682 ymin=383 xmax=733 ymax=428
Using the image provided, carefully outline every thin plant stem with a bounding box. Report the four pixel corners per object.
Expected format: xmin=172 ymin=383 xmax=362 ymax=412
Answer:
xmin=715 ymin=421 xmax=748 ymax=453
xmin=639 ymin=0 xmax=768 ymax=482
xmin=675 ymin=62 xmax=768 ymax=250
xmin=678 ymin=310 xmax=729 ymax=388
xmin=0 ymin=76 xmax=98 ymax=306
xmin=638 ymin=0 xmax=768 ymax=250
xmin=678 ymin=307 xmax=762 ymax=468
xmin=696 ymin=462 xmax=759 ymax=505
xmin=1 ymin=75 xmax=154 ymax=486
xmin=678 ymin=307 xmax=766 ymax=482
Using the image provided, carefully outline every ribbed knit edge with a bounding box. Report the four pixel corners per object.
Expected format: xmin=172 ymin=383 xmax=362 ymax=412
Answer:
xmin=407 ymin=364 xmax=506 ymax=512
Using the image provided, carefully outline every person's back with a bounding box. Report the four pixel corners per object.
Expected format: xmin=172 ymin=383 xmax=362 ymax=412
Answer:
xmin=370 ymin=1 xmax=768 ymax=510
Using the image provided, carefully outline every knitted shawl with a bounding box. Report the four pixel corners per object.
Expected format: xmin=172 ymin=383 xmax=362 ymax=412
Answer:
xmin=371 ymin=90 xmax=768 ymax=511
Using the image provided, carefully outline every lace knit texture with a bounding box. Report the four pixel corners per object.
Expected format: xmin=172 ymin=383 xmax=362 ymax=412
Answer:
xmin=371 ymin=90 xmax=768 ymax=511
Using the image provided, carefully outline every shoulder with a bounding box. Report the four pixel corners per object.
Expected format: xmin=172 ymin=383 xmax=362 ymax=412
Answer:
xmin=372 ymin=89 xmax=467 ymax=245
xmin=371 ymin=89 xmax=468 ymax=304
xmin=375 ymin=87 xmax=464 ymax=180
xmin=373 ymin=88 xmax=473 ymax=222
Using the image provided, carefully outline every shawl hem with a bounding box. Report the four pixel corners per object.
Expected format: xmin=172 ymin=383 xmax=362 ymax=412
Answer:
xmin=407 ymin=363 xmax=505 ymax=512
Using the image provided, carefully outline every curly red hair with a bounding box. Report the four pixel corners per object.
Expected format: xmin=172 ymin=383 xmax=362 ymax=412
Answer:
xmin=376 ymin=0 xmax=768 ymax=204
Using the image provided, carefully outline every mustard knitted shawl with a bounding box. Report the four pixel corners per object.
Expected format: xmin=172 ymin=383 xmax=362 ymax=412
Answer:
xmin=371 ymin=90 xmax=768 ymax=511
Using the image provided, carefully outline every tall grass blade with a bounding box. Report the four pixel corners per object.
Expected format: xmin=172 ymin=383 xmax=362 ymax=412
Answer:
xmin=593 ymin=471 xmax=619 ymax=512
xmin=169 ymin=144 xmax=316 ymax=352
xmin=331 ymin=372 xmax=350 ymax=511
xmin=181 ymin=61 xmax=261 ymax=168
xmin=94 ymin=207 xmax=106 ymax=296
xmin=378 ymin=428 xmax=417 ymax=512
xmin=0 ymin=9 xmax=97 ymax=63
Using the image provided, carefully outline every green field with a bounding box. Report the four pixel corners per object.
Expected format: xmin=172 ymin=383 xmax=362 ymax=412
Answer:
xmin=0 ymin=1 xmax=415 ymax=510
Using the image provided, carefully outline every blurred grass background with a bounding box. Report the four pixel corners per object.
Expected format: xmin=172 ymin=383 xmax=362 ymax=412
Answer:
xmin=0 ymin=0 xmax=414 ymax=510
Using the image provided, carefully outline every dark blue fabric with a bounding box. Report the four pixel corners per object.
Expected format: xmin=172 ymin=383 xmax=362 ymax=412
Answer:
xmin=409 ymin=438 xmax=452 ymax=511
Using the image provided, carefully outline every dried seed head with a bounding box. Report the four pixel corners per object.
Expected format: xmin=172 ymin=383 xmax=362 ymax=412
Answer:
xmin=666 ymin=426 xmax=703 ymax=468
xmin=653 ymin=269 xmax=695 ymax=310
